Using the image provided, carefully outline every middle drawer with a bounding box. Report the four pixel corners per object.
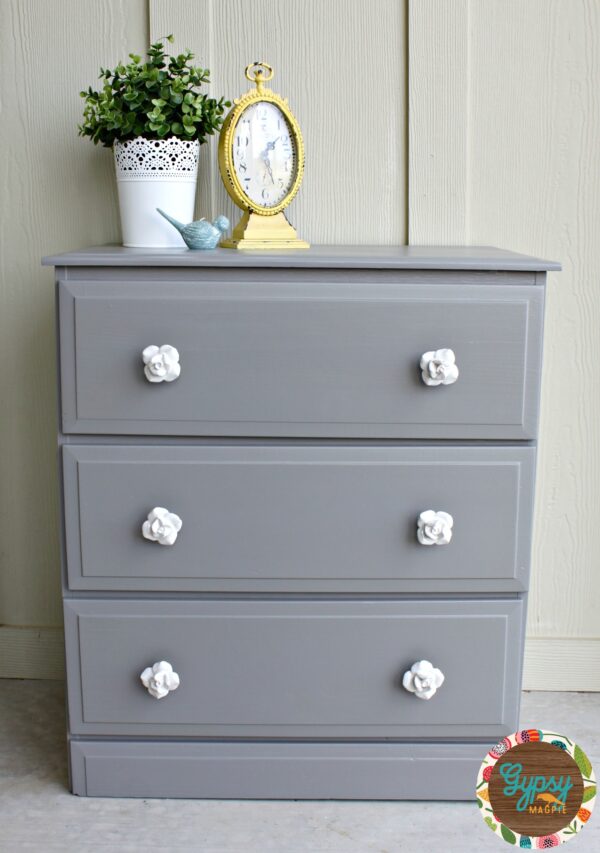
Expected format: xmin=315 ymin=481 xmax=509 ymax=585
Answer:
xmin=63 ymin=444 xmax=534 ymax=593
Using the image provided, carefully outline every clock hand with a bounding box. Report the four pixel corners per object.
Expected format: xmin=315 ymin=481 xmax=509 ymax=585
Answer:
xmin=263 ymin=156 xmax=275 ymax=184
xmin=260 ymin=137 xmax=280 ymax=158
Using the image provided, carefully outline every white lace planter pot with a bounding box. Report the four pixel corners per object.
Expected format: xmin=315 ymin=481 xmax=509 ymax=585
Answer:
xmin=114 ymin=137 xmax=200 ymax=248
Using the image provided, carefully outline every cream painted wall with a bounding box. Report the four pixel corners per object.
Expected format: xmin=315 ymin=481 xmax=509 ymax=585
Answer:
xmin=1 ymin=0 xmax=598 ymax=690
xmin=148 ymin=0 xmax=407 ymax=244
xmin=0 ymin=0 xmax=407 ymax=678
xmin=0 ymin=0 xmax=148 ymax=676
xmin=409 ymin=0 xmax=600 ymax=689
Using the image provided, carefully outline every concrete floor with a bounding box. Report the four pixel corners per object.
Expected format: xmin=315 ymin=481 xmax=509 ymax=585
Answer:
xmin=0 ymin=681 xmax=598 ymax=853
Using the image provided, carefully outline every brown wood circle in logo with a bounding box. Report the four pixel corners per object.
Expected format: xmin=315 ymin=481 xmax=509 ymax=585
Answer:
xmin=489 ymin=741 xmax=584 ymax=836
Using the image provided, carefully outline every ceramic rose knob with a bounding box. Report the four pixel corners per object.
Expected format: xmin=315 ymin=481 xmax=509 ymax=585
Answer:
xmin=402 ymin=660 xmax=445 ymax=700
xmin=420 ymin=348 xmax=459 ymax=386
xmin=417 ymin=510 xmax=453 ymax=546
xmin=140 ymin=661 xmax=180 ymax=699
xmin=142 ymin=507 xmax=182 ymax=546
xmin=142 ymin=344 xmax=181 ymax=383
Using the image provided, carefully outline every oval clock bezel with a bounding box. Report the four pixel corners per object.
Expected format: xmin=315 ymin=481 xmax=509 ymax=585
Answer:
xmin=218 ymin=87 xmax=306 ymax=217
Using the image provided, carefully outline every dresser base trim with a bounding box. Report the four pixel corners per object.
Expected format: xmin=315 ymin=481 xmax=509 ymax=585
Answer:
xmin=70 ymin=739 xmax=485 ymax=800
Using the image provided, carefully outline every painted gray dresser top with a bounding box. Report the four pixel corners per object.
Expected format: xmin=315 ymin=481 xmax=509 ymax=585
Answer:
xmin=43 ymin=244 xmax=560 ymax=271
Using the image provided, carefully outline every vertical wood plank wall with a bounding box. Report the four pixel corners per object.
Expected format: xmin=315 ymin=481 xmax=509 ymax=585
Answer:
xmin=409 ymin=0 xmax=600 ymax=689
xmin=1 ymin=0 xmax=598 ymax=690
xmin=0 ymin=0 xmax=148 ymax=677
xmin=149 ymin=0 xmax=407 ymax=245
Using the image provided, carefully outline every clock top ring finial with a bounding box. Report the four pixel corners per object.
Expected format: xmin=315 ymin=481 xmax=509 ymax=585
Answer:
xmin=245 ymin=61 xmax=274 ymax=90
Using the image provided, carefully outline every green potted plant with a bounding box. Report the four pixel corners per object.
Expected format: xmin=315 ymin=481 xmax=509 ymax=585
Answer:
xmin=79 ymin=35 xmax=229 ymax=248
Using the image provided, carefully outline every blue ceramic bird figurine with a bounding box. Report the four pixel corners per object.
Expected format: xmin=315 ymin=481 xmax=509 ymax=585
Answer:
xmin=156 ymin=209 xmax=230 ymax=250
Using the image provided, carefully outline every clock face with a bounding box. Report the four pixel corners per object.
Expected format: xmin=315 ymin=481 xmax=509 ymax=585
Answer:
xmin=232 ymin=101 xmax=297 ymax=208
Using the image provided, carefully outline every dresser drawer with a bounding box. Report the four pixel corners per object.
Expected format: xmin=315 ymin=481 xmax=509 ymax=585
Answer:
xmin=58 ymin=279 xmax=543 ymax=438
xmin=63 ymin=444 xmax=535 ymax=593
xmin=64 ymin=598 xmax=523 ymax=738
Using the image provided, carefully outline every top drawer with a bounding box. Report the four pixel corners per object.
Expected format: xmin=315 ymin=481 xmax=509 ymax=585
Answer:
xmin=58 ymin=278 xmax=544 ymax=438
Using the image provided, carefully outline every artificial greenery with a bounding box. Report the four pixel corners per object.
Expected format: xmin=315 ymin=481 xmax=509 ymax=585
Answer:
xmin=79 ymin=35 xmax=230 ymax=147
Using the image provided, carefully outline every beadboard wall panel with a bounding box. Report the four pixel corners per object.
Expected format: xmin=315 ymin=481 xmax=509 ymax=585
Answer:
xmin=408 ymin=0 xmax=469 ymax=244
xmin=149 ymin=0 xmax=407 ymax=245
xmin=1 ymin=0 xmax=597 ymax=693
xmin=0 ymin=0 xmax=148 ymax=642
xmin=409 ymin=0 xmax=600 ymax=689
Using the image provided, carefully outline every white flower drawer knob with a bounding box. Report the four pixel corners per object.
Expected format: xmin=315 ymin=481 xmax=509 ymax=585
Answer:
xmin=142 ymin=507 xmax=182 ymax=546
xmin=420 ymin=348 xmax=459 ymax=386
xmin=140 ymin=661 xmax=180 ymax=699
xmin=417 ymin=510 xmax=453 ymax=546
xmin=402 ymin=660 xmax=445 ymax=701
xmin=142 ymin=344 xmax=181 ymax=383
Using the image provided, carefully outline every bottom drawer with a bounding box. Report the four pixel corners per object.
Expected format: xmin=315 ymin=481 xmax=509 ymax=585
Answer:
xmin=70 ymin=740 xmax=486 ymax=800
xmin=65 ymin=598 xmax=523 ymax=739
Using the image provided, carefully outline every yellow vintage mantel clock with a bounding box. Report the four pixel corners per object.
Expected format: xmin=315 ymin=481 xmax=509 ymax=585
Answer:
xmin=218 ymin=62 xmax=309 ymax=249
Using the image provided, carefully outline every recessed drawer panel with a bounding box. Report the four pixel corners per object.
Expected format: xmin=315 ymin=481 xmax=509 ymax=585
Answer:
xmin=69 ymin=740 xmax=489 ymax=800
xmin=58 ymin=279 xmax=543 ymax=438
xmin=64 ymin=598 xmax=523 ymax=738
xmin=63 ymin=445 xmax=535 ymax=593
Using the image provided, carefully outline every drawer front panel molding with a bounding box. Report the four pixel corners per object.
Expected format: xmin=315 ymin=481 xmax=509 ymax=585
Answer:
xmin=69 ymin=740 xmax=487 ymax=800
xmin=62 ymin=444 xmax=536 ymax=593
xmin=64 ymin=598 xmax=524 ymax=738
xmin=58 ymin=280 xmax=544 ymax=438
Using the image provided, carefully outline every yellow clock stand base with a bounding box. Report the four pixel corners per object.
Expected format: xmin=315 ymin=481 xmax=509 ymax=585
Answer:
xmin=220 ymin=211 xmax=310 ymax=250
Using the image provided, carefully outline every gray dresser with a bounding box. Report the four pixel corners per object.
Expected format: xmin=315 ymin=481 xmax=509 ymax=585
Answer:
xmin=43 ymin=245 xmax=558 ymax=800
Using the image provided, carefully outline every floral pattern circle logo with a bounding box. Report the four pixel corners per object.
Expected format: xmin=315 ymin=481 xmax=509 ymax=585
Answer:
xmin=476 ymin=730 xmax=595 ymax=846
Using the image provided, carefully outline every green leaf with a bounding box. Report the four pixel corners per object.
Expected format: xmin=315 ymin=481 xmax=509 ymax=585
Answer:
xmin=582 ymin=785 xmax=596 ymax=803
xmin=500 ymin=825 xmax=516 ymax=845
xmin=574 ymin=745 xmax=592 ymax=778
xmin=78 ymin=33 xmax=228 ymax=147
